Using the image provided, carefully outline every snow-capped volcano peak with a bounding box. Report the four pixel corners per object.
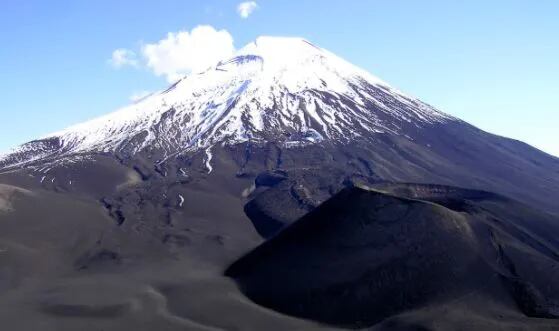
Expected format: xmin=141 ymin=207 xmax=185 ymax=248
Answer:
xmin=0 ymin=36 xmax=454 ymax=169
xmin=238 ymin=36 xmax=321 ymax=63
xmin=228 ymin=36 xmax=389 ymax=93
xmin=235 ymin=36 xmax=345 ymax=74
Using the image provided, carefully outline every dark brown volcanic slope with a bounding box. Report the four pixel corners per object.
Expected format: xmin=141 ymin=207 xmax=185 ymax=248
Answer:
xmin=0 ymin=140 xmax=558 ymax=330
xmin=0 ymin=159 xmax=339 ymax=331
xmin=226 ymin=185 xmax=559 ymax=330
xmin=0 ymin=139 xmax=558 ymax=330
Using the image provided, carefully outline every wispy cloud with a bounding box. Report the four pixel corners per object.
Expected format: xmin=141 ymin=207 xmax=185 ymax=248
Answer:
xmin=237 ymin=1 xmax=258 ymax=19
xmin=141 ymin=25 xmax=235 ymax=82
xmin=108 ymin=48 xmax=138 ymax=68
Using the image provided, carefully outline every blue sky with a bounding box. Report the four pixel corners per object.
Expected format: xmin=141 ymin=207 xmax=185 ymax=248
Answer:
xmin=0 ymin=0 xmax=557 ymax=156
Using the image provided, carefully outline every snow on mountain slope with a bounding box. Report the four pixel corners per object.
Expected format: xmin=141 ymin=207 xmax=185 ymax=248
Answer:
xmin=0 ymin=36 xmax=455 ymax=169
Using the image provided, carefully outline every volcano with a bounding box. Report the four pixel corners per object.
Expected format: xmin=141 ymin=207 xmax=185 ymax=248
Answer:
xmin=0 ymin=37 xmax=558 ymax=330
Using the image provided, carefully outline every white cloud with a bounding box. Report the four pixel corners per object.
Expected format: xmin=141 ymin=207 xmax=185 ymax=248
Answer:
xmin=141 ymin=25 xmax=235 ymax=82
xmin=237 ymin=1 xmax=258 ymax=18
xmin=109 ymin=48 xmax=138 ymax=68
xmin=129 ymin=90 xmax=152 ymax=102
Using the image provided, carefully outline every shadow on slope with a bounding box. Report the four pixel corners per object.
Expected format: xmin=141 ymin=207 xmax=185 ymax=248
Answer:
xmin=226 ymin=186 xmax=559 ymax=329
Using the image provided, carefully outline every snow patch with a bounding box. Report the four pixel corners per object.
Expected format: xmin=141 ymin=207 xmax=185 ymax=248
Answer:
xmin=205 ymin=148 xmax=213 ymax=174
